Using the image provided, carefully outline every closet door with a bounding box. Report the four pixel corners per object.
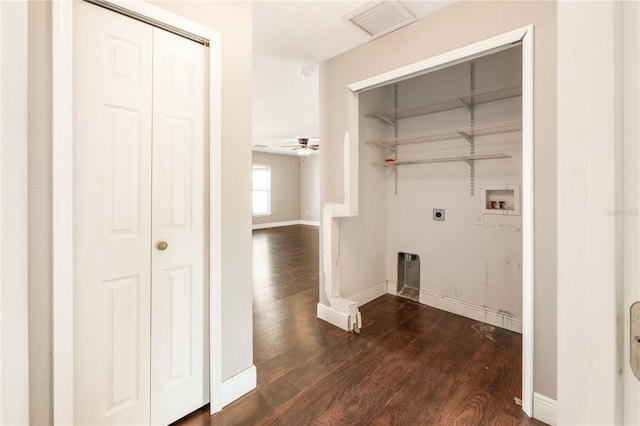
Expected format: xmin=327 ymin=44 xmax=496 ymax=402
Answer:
xmin=150 ymin=27 xmax=208 ymax=425
xmin=73 ymin=1 xmax=153 ymax=425
xmin=74 ymin=3 xmax=208 ymax=425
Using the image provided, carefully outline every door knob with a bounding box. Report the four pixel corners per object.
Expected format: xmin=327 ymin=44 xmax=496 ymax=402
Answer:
xmin=157 ymin=241 xmax=168 ymax=251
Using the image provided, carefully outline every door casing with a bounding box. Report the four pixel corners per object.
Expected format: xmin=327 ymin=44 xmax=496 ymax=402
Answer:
xmin=51 ymin=1 xmax=222 ymax=424
xmin=623 ymin=1 xmax=640 ymax=423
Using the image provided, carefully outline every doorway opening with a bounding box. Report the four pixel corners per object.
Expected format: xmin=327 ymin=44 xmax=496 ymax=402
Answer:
xmin=342 ymin=26 xmax=534 ymax=415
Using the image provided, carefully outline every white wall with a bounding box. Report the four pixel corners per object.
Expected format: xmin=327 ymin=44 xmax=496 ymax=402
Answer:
xmin=28 ymin=2 xmax=53 ymax=424
xmin=1 ymin=1 xmax=30 ymax=424
xmin=336 ymin=85 xmax=389 ymax=302
xmin=370 ymin=48 xmax=523 ymax=324
xmin=320 ymin=0 xmax=556 ymax=399
xmin=252 ymin=152 xmax=300 ymax=225
xmin=300 ymin=153 xmax=320 ymax=223
xmin=251 ymin=151 xmax=320 ymax=227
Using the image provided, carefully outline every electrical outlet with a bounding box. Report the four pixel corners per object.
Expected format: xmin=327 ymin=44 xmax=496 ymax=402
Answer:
xmin=433 ymin=209 xmax=445 ymax=221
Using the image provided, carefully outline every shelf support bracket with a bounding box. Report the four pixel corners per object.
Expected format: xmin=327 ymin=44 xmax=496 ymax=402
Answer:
xmin=384 ymin=143 xmax=398 ymax=153
xmin=366 ymin=141 xmax=397 ymax=153
xmin=457 ymin=98 xmax=473 ymax=112
xmin=464 ymin=159 xmax=474 ymax=167
xmin=458 ymin=131 xmax=474 ymax=144
xmin=370 ymin=114 xmax=397 ymax=126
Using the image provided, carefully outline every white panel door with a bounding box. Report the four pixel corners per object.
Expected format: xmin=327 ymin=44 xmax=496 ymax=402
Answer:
xmin=150 ymin=28 xmax=208 ymax=425
xmin=73 ymin=1 xmax=153 ymax=425
xmin=74 ymin=3 xmax=208 ymax=425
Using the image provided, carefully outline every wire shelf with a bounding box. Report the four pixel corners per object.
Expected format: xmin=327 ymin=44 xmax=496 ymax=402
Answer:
xmin=366 ymin=120 xmax=522 ymax=151
xmin=373 ymin=153 xmax=511 ymax=168
xmin=367 ymin=82 xmax=522 ymax=124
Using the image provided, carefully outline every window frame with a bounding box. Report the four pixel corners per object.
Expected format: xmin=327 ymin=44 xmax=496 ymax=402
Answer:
xmin=252 ymin=164 xmax=271 ymax=216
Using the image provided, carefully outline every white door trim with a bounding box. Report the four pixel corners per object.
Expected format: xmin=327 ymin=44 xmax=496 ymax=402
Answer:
xmin=623 ymin=2 xmax=640 ymax=423
xmin=344 ymin=25 xmax=535 ymax=417
xmin=1 ymin=1 xmax=30 ymax=423
xmin=51 ymin=2 xmax=223 ymax=423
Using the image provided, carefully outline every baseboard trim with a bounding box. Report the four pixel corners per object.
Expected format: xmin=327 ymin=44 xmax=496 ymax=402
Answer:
xmin=350 ymin=282 xmax=388 ymax=306
xmin=252 ymin=220 xmax=318 ymax=230
xmin=418 ymin=290 xmax=523 ymax=333
xmin=317 ymin=303 xmax=350 ymax=331
xmin=387 ymin=281 xmax=396 ymax=294
xmin=533 ymin=392 xmax=557 ymax=425
xmin=219 ymin=365 xmax=257 ymax=409
xmin=299 ymin=220 xmax=320 ymax=226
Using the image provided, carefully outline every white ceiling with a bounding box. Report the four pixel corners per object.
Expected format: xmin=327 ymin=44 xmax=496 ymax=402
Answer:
xmin=252 ymin=0 xmax=456 ymax=155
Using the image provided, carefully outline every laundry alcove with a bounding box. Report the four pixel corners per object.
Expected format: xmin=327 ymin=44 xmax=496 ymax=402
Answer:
xmin=360 ymin=45 xmax=524 ymax=333
xmin=318 ymin=22 xmax=535 ymax=418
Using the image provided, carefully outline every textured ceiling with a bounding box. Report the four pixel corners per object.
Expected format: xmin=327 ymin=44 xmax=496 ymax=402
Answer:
xmin=252 ymin=1 xmax=456 ymax=155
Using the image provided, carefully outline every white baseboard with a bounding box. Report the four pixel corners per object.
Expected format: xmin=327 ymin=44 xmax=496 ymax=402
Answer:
xmin=350 ymin=281 xmax=388 ymax=306
xmin=219 ymin=365 xmax=257 ymax=409
xmin=299 ymin=220 xmax=319 ymax=226
xmin=252 ymin=220 xmax=300 ymax=230
xmin=252 ymin=220 xmax=318 ymax=230
xmin=387 ymin=280 xmax=397 ymax=294
xmin=317 ymin=303 xmax=350 ymax=331
xmin=533 ymin=392 xmax=557 ymax=425
xmin=418 ymin=290 xmax=523 ymax=333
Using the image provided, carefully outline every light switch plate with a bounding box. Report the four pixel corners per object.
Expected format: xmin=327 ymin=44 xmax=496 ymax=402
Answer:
xmin=433 ymin=209 xmax=445 ymax=221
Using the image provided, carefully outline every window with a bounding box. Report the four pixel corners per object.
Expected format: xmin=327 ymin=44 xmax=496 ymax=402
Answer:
xmin=252 ymin=165 xmax=271 ymax=215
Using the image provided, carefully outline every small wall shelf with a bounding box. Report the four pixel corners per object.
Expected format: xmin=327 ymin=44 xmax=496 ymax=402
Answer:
xmin=367 ymin=82 xmax=522 ymax=125
xmin=366 ymin=120 xmax=522 ymax=152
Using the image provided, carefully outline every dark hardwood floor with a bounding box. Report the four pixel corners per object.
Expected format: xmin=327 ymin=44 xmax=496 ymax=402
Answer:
xmin=176 ymin=225 xmax=544 ymax=426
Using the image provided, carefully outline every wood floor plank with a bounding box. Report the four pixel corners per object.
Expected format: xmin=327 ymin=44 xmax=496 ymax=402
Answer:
xmin=175 ymin=225 xmax=546 ymax=426
xmin=254 ymin=344 xmax=392 ymax=425
xmin=280 ymin=333 xmax=372 ymax=391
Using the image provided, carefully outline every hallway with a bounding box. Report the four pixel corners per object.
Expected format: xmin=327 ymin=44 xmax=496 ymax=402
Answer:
xmin=177 ymin=225 xmax=543 ymax=425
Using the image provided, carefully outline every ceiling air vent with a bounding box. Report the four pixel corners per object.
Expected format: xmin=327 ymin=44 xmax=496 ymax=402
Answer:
xmin=345 ymin=0 xmax=416 ymax=39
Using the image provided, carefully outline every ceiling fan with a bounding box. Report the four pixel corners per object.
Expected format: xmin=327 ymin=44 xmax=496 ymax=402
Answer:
xmin=282 ymin=138 xmax=319 ymax=156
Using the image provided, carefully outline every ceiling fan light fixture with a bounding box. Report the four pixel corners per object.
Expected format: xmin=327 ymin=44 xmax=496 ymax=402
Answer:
xmin=297 ymin=146 xmax=311 ymax=156
xmin=345 ymin=0 xmax=416 ymax=39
